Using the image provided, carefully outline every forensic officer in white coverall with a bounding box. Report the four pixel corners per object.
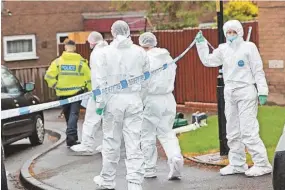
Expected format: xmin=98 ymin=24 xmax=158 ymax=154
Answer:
xmin=93 ymin=20 xmax=149 ymax=190
xmin=139 ymin=32 xmax=184 ymax=180
xmin=195 ymin=20 xmax=272 ymax=177
xmin=71 ymin=32 xmax=107 ymax=153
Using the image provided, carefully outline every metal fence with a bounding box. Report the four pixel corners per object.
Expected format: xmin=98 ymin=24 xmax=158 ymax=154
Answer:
xmin=13 ymin=21 xmax=259 ymax=104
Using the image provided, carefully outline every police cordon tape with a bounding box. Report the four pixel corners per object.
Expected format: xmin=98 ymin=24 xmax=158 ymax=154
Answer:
xmin=1 ymin=40 xmax=196 ymax=120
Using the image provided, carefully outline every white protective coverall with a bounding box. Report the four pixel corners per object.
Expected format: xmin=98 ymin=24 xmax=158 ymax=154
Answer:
xmin=71 ymin=38 xmax=108 ymax=153
xmin=139 ymin=32 xmax=183 ymax=180
xmin=93 ymin=20 xmax=149 ymax=190
xmin=196 ymin=20 xmax=272 ymax=177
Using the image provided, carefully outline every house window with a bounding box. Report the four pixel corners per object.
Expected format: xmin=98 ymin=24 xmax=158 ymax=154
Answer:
xmin=57 ymin=32 xmax=69 ymax=44
xmin=3 ymin=34 xmax=38 ymax=62
xmin=56 ymin=32 xmax=69 ymax=56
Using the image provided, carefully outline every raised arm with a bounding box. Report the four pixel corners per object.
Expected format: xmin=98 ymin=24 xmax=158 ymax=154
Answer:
xmin=195 ymin=31 xmax=223 ymax=67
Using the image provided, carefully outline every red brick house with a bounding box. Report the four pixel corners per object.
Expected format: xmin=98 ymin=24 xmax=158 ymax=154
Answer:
xmin=258 ymin=1 xmax=285 ymax=105
xmin=1 ymin=1 xmax=148 ymax=68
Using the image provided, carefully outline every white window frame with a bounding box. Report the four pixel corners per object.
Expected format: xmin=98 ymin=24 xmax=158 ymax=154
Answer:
xmin=3 ymin=34 xmax=39 ymax=62
xmin=56 ymin=32 xmax=70 ymax=56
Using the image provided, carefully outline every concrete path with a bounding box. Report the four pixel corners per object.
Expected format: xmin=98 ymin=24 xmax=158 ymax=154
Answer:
xmin=23 ymin=110 xmax=273 ymax=190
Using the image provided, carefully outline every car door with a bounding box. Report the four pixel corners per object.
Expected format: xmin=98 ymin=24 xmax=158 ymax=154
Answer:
xmin=1 ymin=80 xmax=20 ymax=142
xmin=1 ymin=67 xmax=34 ymax=136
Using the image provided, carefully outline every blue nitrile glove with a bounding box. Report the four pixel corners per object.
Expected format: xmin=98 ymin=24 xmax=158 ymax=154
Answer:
xmin=96 ymin=108 xmax=104 ymax=115
xmin=195 ymin=31 xmax=205 ymax=43
xmin=93 ymin=94 xmax=96 ymax=101
xmin=259 ymin=95 xmax=267 ymax=105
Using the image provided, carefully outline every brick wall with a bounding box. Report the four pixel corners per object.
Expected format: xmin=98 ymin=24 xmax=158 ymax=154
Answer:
xmin=258 ymin=2 xmax=285 ymax=105
xmin=1 ymin=1 xmax=146 ymax=68
xmin=2 ymin=1 xmax=218 ymax=70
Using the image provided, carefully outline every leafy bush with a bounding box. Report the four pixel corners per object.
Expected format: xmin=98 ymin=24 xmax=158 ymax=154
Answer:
xmin=224 ymin=1 xmax=258 ymax=22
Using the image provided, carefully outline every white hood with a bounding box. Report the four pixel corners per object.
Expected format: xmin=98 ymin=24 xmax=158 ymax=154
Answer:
xmin=223 ymin=20 xmax=244 ymax=47
xmin=223 ymin=20 xmax=244 ymax=37
xmin=147 ymin=48 xmax=171 ymax=61
xmin=111 ymin=35 xmax=133 ymax=48
xmin=95 ymin=40 xmax=108 ymax=48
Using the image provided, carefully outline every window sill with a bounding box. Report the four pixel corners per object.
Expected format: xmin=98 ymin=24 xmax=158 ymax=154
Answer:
xmin=4 ymin=56 xmax=39 ymax=62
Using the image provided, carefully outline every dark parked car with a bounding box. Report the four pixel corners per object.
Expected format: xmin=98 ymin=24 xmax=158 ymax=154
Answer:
xmin=272 ymin=124 xmax=285 ymax=190
xmin=1 ymin=65 xmax=45 ymax=147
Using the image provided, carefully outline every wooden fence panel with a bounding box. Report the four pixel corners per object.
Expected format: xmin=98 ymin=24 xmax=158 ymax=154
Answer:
xmin=10 ymin=66 xmax=57 ymax=103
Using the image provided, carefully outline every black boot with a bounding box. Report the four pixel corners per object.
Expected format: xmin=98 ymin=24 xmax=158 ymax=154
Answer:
xmin=66 ymin=136 xmax=80 ymax=147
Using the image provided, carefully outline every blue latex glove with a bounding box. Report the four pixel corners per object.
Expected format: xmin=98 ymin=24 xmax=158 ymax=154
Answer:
xmin=96 ymin=108 xmax=104 ymax=115
xmin=195 ymin=31 xmax=205 ymax=43
xmin=259 ymin=95 xmax=267 ymax=105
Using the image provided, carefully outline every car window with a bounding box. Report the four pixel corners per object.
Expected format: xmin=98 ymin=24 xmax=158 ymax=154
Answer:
xmin=1 ymin=80 xmax=7 ymax=93
xmin=1 ymin=67 xmax=23 ymax=95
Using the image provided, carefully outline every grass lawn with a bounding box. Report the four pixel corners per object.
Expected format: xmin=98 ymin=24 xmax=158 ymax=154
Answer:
xmin=179 ymin=106 xmax=285 ymax=164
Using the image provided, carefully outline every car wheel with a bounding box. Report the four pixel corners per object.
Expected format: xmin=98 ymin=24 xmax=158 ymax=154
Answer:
xmin=1 ymin=146 xmax=8 ymax=190
xmin=29 ymin=114 xmax=45 ymax=145
xmin=273 ymin=150 xmax=285 ymax=190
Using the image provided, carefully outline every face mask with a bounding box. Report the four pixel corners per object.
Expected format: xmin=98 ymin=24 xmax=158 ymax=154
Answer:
xmin=226 ymin=34 xmax=238 ymax=43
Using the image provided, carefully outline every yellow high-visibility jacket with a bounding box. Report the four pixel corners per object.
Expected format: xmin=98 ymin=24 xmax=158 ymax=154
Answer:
xmin=45 ymin=51 xmax=91 ymax=97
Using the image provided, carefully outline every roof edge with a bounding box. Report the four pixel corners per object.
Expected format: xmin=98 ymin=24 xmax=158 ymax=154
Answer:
xmin=82 ymin=11 xmax=146 ymax=19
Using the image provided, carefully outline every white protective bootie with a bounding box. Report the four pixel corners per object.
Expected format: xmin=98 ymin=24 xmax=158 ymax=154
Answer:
xmin=245 ymin=164 xmax=272 ymax=177
xmin=220 ymin=164 xmax=248 ymax=176
xmin=168 ymin=156 xmax=183 ymax=180
xmin=70 ymin=144 xmax=95 ymax=154
xmin=128 ymin=182 xmax=142 ymax=190
xmin=93 ymin=175 xmax=115 ymax=190
xmin=144 ymin=169 xmax=157 ymax=178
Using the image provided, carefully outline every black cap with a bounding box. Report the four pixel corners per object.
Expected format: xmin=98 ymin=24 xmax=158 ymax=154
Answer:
xmin=65 ymin=39 xmax=76 ymax=46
